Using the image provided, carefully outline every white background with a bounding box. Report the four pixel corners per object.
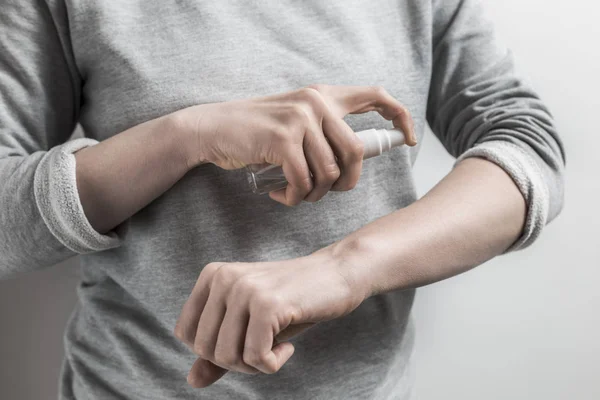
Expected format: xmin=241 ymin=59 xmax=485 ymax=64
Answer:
xmin=1 ymin=1 xmax=598 ymax=399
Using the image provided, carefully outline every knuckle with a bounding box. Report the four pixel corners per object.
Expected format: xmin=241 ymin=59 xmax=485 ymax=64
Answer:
xmin=265 ymin=364 xmax=279 ymax=374
xmin=290 ymin=104 xmax=311 ymax=126
xmin=193 ymin=341 xmax=211 ymax=359
xmin=319 ymin=163 xmax=341 ymax=184
xmin=200 ymin=262 xmax=221 ymax=279
xmin=371 ymin=85 xmax=387 ymax=97
xmin=213 ymin=265 xmax=233 ymax=286
xmin=393 ymin=104 xmax=409 ymax=118
xmin=303 ymin=189 xmax=322 ymax=202
xmin=242 ymin=348 xmax=262 ymax=367
xmin=214 ymin=348 xmax=237 ymax=368
xmin=298 ymin=86 xmax=320 ymax=99
xmin=234 ymin=276 xmax=260 ymax=295
xmin=283 ymin=196 xmax=301 ymax=207
xmin=173 ymin=324 xmax=186 ymax=342
xmin=350 ymin=139 xmax=365 ymax=160
xmin=251 ymin=292 xmax=284 ymax=312
xmin=305 ymin=83 xmax=325 ymax=93
xmin=243 ymin=349 xmax=279 ymax=373
xmin=339 ymin=139 xmax=364 ymax=164
xmin=270 ymin=127 xmax=291 ymax=145
xmin=298 ymin=175 xmax=314 ymax=194
xmin=298 ymin=87 xmax=325 ymax=111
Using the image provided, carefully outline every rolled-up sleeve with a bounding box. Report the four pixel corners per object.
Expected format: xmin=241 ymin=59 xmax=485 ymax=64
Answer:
xmin=0 ymin=1 xmax=125 ymax=279
xmin=427 ymin=0 xmax=566 ymax=252
xmin=33 ymin=138 xmax=125 ymax=254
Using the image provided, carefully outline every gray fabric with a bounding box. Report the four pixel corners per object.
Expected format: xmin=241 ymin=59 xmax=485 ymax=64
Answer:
xmin=34 ymin=138 xmax=124 ymax=253
xmin=0 ymin=0 xmax=565 ymax=399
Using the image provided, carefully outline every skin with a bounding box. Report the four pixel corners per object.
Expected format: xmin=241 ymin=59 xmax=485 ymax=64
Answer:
xmin=75 ymin=85 xmax=415 ymax=233
xmin=74 ymin=84 xmax=525 ymax=388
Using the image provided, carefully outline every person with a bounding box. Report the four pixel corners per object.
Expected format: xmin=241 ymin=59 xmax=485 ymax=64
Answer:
xmin=0 ymin=0 xmax=565 ymax=399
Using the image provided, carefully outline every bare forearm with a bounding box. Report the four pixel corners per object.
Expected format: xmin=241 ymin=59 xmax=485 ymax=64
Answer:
xmin=74 ymin=85 xmax=417 ymax=235
xmin=75 ymin=113 xmax=203 ymax=234
xmin=331 ymin=157 xmax=527 ymax=298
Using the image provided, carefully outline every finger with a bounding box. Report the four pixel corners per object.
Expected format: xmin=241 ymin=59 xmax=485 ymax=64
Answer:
xmin=268 ymin=187 xmax=287 ymax=204
xmin=311 ymin=84 xmax=417 ymax=146
xmin=174 ymin=262 xmax=226 ymax=347
xmin=320 ymin=108 xmax=363 ymax=192
xmin=269 ymin=144 xmax=312 ymax=206
xmin=243 ymin=313 xmax=295 ymax=374
xmin=214 ymin=306 xmax=261 ymax=374
xmin=302 ymin=121 xmax=340 ymax=202
xmin=187 ymin=357 xmax=228 ymax=388
xmin=194 ymin=288 xmax=227 ymax=363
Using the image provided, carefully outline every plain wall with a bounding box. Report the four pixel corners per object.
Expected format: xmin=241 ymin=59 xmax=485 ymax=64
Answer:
xmin=0 ymin=0 xmax=598 ymax=399
xmin=412 ymin=1 xmax=600 ymax=399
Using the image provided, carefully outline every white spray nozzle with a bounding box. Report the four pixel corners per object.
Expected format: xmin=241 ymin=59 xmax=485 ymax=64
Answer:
xmin=356 ymin=128 xmax=406 ymax=160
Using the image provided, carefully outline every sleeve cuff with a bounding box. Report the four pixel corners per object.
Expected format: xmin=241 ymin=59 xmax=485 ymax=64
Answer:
xmin=454 ymin=140 xmax=550 ymax=253
xmin=33 ymin=138 xmax=127 ymax=254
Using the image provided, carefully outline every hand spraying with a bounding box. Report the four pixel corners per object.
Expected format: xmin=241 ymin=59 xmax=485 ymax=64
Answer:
xmin=246 ymin=128 xmax=407 ymax=194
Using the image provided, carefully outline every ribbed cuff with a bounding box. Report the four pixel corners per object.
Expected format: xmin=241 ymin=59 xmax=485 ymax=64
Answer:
xmin=33 ymin=138 xmax=126 ymax=254
xmin=455 ymin=140 xmax=549 ymax=253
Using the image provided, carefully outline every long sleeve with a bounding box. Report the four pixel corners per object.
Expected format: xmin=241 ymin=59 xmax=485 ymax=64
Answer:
xmin=427 ymin=0 xmax=566 ymax=252
xmin=0 ymin=1 xmax=124 ymax=279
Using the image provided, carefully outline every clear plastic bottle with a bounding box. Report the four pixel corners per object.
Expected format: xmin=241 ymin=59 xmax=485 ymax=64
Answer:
xmin=246 ymin=128 xmax=407 ymax=194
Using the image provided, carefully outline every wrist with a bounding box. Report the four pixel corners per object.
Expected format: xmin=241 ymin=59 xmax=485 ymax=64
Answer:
xmin=167 ymin=105 xmax=214 ymax=170
xmin=322 ymin=235 xmax=381 ymax=301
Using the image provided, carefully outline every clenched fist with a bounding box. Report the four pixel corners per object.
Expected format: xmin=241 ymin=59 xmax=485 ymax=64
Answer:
xmin=174 ymin=246 xmax=368 ymax=388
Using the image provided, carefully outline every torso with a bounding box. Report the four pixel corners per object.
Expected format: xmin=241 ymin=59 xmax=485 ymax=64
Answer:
xmin=60 ymin=1 xmax=433 ymax=398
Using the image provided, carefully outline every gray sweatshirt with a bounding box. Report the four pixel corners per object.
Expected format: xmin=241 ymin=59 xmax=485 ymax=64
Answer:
xmin=0 ymin=0 xmax=565 ymax=399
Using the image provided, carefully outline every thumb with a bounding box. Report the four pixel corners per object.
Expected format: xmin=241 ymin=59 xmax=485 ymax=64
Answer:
xmin=187 ymin=358 xmax=228 ymax=388
xmin=262 ymin=341 xmax=295 ymax=374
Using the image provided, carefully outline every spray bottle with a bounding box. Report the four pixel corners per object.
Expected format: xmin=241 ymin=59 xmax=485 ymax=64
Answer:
xmin=246 ymin=128 xmax=407 ymax=194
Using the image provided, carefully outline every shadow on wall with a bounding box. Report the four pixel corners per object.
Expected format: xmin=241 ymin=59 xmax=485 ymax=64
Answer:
xmin=0 ymin=258 xmax=80 ymax=399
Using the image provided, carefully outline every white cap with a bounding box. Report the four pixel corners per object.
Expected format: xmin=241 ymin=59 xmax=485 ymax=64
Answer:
xmin=355 ymin=128 xmax=407 ymax=160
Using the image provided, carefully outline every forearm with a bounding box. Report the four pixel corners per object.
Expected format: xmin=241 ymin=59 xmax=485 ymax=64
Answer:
xmin=74 ymin=84 xmax=417 ymax=234
xmin=331 ymin=157 xmax=526 ymax=298
xmin=75 ymin=111 xmax=204 ymax=234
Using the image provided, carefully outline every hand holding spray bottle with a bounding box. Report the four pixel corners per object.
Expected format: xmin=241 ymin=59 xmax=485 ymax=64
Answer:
xmin=246 ymin=127 xmax=407 ymax=194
